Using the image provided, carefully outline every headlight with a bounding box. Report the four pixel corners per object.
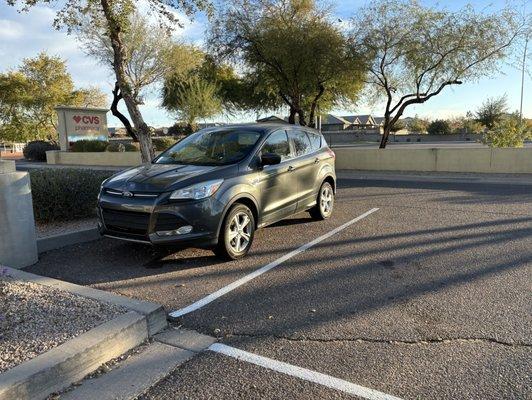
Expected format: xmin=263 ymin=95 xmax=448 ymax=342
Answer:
xmin=169 ymin=179 xmax=224 ymax=200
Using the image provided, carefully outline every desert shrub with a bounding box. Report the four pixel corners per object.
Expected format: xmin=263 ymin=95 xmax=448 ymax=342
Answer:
xmin=427 ymin=119 xmax=451 ymax=135
xmin=406 ymin=117 xmax=429 ymax=134
xmin=152 ymin=137 xmax=177 ymax=151
xmin=71 ymin=140 xmax=109 ymax=152
xmin=167 ymin=123 xmax=196 ymax=136
xmin=23 ymin=141 xmax=59 ymax=161
xmin=482 ymin=114 xmax=532 ymax=148
xmin=390 ymin=119 xmax=406 ymax=132
xmin=30 ymin=168 xmax=113 ymax=222
xmin=106 ymin=142 xmax=139 ymax=152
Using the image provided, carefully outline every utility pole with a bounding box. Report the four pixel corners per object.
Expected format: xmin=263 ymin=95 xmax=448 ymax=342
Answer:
xmin=520 ymin=33 xmax=528 ymax=120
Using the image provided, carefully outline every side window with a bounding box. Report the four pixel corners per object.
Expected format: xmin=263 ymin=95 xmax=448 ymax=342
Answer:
xmin=261 ymin=130 xmax=291 ymax=161
xmin=289 ymin=130 xmax=312 ymax=157
xmin=307 ymin=132 xmax=321 ymax=151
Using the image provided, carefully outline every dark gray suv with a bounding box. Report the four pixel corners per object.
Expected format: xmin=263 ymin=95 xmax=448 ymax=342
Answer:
xmin=97 ymin=123 xmax=336 ymax=259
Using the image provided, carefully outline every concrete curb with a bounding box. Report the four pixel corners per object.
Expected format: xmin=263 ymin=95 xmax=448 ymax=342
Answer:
xmin=0 ymin=312 xmax=146 ymax=400
xmin=59 ymin=328 xmax=217 ymax=399
xmin=5 ymin=267 xmax=167 ymax=335
xmin=60 ymin=342 xmax=195 ymax=400
xmin=37 ymin=227 xmax=100 ymax=253
xmin=154 ymin=328 xmax=217 ymax=353
xmin=0 ymin=266 xmax=168 ymax=400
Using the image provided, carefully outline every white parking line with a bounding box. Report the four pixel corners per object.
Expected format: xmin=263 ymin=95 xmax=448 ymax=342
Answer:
xmin=209 ymin=343 xmax=402 ymax=400
xmin=169 ymin=208 xmax=379 ymax=318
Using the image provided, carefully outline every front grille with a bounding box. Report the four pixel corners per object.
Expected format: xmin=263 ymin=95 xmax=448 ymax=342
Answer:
xmin=104 ymin=188 xmax=158 ymax=198
xmin=155 ymin=213 xmax=187 ymax=231
xmin=101 ymin=208 xmax=150 ymax=235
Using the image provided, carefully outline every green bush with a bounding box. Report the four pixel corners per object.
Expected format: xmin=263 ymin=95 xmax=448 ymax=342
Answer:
xmin=167 ymin=123 xmax=196 ymax=136
xmin=23 ymin=141 xmax=59 ymax=161
xmin=71 ymin=140 xmax=109 ymax=152
xmin=427 ymin=119 xmax=451 ymax=135
xmin=106 ymin=142 xmax=139 ymax=152
xmin=152 ymin=137 xmax=177 ymax=151
xmin=482 ymin=114 xmax=532 ymax=148
xmin=30 ymin=169 xmax=113 ymax=222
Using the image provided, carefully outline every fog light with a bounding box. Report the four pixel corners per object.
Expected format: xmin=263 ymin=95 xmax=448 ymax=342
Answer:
xmin=176 ymin=225 xmax=193 ymax=234
xmin=156 ymin=225 xmax=193 ymax=236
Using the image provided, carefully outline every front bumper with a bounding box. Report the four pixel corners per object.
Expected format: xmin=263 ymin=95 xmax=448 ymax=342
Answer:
xmin=97 ymin=192 xmax=224 ymax=247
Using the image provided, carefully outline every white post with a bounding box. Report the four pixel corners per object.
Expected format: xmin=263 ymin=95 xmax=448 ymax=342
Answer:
xmin=0 ymin=160 xmax=38 ymax=268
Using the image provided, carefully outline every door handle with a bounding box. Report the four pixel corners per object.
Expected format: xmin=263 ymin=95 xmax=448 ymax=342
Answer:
xmin=314 ymin=158 xmax=320 ymax=164
xmin=288 ymin=165 xmax=295 ymax=172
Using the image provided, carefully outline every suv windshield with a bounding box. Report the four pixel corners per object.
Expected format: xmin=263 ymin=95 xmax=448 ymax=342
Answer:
xmin=155 ymin=129 xmax=262 ymax=166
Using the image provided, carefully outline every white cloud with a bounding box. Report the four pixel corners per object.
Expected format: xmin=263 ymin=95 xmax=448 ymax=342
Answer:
xmin=0 ymin=19 xmax=24 ymax=39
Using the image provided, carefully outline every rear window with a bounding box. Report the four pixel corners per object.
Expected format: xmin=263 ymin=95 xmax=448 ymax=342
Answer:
xmin=307 ymin=132 xmax=321 ymax=151
xmin=289 ymin=130 xmax=312 ymax=157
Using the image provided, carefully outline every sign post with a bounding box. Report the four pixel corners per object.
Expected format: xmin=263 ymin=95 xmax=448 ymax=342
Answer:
xmin=55 ymin=106 xmax=109 ymax=151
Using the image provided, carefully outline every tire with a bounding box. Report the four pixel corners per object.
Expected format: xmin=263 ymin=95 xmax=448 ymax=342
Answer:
xmin=309 ymin=181 xmax=334 ymax=220
xmin=214 ymin=203 xmax=255 ymax=260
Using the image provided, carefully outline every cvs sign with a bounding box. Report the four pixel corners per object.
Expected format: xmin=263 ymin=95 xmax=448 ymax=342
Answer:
xmin=73 ymin=115 xmax=100 ymax=125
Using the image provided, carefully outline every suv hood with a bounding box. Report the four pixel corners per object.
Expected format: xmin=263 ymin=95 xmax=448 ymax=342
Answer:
xmin=104 ymin=163 xmax=221 ymax=193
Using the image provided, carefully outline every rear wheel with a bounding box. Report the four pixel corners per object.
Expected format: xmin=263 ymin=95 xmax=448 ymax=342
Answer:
xmin=309 ymin=181 xmax=334 ymax=220
xmin=214 ymin=203 xmax=255 ymax=260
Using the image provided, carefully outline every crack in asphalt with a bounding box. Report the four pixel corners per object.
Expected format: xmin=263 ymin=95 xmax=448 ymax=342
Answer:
xmin=225 ymin=333 xmax=531 ymax=348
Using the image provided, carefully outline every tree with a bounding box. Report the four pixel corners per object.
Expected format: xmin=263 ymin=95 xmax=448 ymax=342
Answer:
xmin=389 ymin=119 xmax=405 ymax=132
xmin=349 ymin=0 xmax=522 ymax=148
xmin=72 ymin=86 xmax=108 ymax=108
xmin=160 ymin=47 xmax=235 ymax=130
xmin=0 ymin=52 xmax=106 ymax=142
xmin=475 ymin=95 xmax=509 ymax=130
xmin=77 ymin=12 xmax=202 ymax=141
xmin=482 ymin=113 xmax=532 ymax=147
xmin=197 ymin=55 xmax=280 ymax=114
xmin=210 ymin=0 xmax=366 ymax=126
xmin=8 ymin=0 xmax=210 ymax=162
xmin=406 ymin=116 xmax=429 ymax=133
xmin=162 ymin=76 xmax=222 ymax=132
xmin=449 ymin=114 xmax=484 ymax=134
xmin=427 ymin=119 xmax=451 ymax=135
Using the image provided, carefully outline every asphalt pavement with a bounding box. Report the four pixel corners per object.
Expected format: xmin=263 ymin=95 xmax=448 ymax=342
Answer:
xmin=26 ymin=175 xmax=532 ymax=399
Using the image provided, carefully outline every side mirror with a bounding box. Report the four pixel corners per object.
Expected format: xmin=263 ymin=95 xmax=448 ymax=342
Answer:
xmin=261 ymin=152 xmax=281 ymax=166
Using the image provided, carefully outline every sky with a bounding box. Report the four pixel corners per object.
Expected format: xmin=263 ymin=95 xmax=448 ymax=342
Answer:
xmin=0 ymin=0 xmax=530 ymax=128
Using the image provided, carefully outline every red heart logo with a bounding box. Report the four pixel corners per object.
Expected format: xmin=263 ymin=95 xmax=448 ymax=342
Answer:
xmin=73 ymin=116 xmax=81 ymax=123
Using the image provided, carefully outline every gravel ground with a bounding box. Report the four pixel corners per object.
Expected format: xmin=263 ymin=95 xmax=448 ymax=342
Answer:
xmin=0 ymin=271 xmax=126 ymax=373
xmin=35 ymin=217 xmax=98 ymax=238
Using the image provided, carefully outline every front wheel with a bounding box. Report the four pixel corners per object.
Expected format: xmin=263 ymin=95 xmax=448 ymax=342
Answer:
xmin=309 ymin=181 xmax=334 ymax=220
xmin=214 ymin=204 xmax=255 ymax=260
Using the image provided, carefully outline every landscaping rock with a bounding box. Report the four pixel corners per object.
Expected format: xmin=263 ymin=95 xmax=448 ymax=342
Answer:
xmin=0 ymin=275 xmax=126 ymax=373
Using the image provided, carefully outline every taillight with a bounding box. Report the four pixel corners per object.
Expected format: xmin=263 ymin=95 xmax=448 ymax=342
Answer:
xmin=326 ymin=148 xmax=335 ymax=158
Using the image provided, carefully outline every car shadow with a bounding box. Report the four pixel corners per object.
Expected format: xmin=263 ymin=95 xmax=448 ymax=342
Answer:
xmin=267 ymin=216 xmax=314 ymax=228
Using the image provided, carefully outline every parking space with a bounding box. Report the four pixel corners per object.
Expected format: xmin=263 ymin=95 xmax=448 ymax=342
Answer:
xmin=26 ymin=177 xmax=532 ymax=399
xmin=28 ymin=201 xmax=372 ymax=311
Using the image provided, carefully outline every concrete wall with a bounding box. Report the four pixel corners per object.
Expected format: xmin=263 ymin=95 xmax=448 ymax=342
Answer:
xmin=0 ymin=160 xmax=38 ymax=268
xmin=47 ymin=150 xmax=143 ymax=167
xmin=322 ymin=131 xmax=481 ymax=146
xmin=46 ymin=148 xmax=532 ymax=173
xmin=334 ymin=147 xmax=532 ymax=174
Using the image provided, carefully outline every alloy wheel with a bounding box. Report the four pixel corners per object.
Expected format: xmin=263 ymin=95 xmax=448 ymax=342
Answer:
xmin=228 ymin=212 xmax=252 ymax=253
xmin=320 ymin=185 xmax=333 ymax=216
